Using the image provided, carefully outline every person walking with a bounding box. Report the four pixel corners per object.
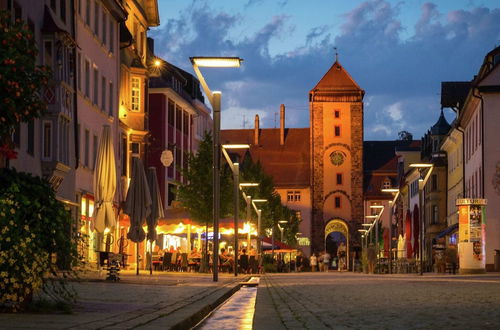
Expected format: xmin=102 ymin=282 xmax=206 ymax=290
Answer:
xmin=337 ymin=242 xmax=347 ymax=272
xmin=323 ymin=251 xmax=331 ymax=272
xmin=310 ymin=253 xmax=318 ymax=272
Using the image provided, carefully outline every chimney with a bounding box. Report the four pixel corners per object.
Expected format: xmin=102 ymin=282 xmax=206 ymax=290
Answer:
xmin=147 ymin=37 xmax=155 ymax=53
xmin=280 ymin=104 xmax=285 ymax=145
xmin=254 ymin=114 xmax=260 ymax=145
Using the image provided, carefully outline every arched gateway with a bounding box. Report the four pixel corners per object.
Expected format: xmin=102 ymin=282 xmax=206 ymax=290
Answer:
xmin=324 ymin=219 xmax=349 ymax=269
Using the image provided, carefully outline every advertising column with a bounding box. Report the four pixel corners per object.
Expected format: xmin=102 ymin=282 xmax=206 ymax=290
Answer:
xmin=456 ymin=198 xmax=487 ymax=274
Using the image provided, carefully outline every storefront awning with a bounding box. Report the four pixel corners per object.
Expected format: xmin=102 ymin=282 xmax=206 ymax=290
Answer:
xmin=435 ymin=223 xmax=458 ymax=239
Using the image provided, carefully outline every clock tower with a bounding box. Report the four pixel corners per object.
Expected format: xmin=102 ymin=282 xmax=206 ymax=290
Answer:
xmin=309 ymin=57 xmax=364 ymax=258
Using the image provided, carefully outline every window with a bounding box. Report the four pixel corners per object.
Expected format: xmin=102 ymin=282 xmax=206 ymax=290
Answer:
xmin=335 ymin=196 xmax=341 ymax=208
xmin=168 ymin=100 xmax=175 ymax=126
xmin=85 ymin=0 xmax=91 ymax=26
xmin=84 ymin=60 xmax=90 ymax=97
xmin=109 ymin=20 xmax=114 ymax=52
xmin=93 ymin=67 xmax=98 ymax=105
xmin=382 ymin=180 xmax=391 ymax=190
xmin=109 ymin=81 xmax=113 ymax=116
xmin=131 ymin=142 xmax=140 ymax=156
xmin=102 ymin=13 xmax=107 ymax=45
xmin=101 ymin=76 xmax=106 ymax=111
xmin=176 ymin=106 xmax=182 ymax=130
xmin=60 ymin=0 xmax=66 ymax=23
xmin=44 ymin=41 xmax=53 ymax=67
xmin=286 ymin=191 xmax=301 ymax=202
xmin=12 ymin=123 xmax=20 ymax=147
xmin=94 ymin=1 xmax=99 ymax=37
xmin=121 ymin=134 xmax=127 ymax=176
xmin=336 ymin=173 xmax=343 ymax=185
xmin=334 ymin=110 xmax=340 ymax=118
xmin=431 ymin=174 xmax=438 ymax=191
xmin=295 ymin=211 xmax=302 ymax=222
xmin=84 ymin=129 xmax=89 ymax=167
xmin=27 ymin=119 xmax=34 ymax=155
xmin=43 ymin=122 xmax=52 ymax=159
xmin=432 ymin=205 xmax=439 ymax=224
xmin=77 ymin=52 xmax=81 ymax=91
xmin=93 ymin=135 xmax=98 ymax=170
xmin=131 ymin=77 xmax=140 ymax=111
xmin=183 ymin=111 xmax=189 ymax=134
xmin=334 ymin=125 xmax=341 ymax=137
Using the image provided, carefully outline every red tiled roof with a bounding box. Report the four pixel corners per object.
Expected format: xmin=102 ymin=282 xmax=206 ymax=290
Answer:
xmin=221 ymin=128 xmax=310 ymax=188
xmin=311 ymin=61 xmax=362 ymax=92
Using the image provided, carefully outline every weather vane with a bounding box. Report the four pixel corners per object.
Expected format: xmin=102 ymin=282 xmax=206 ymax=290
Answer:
xmin=334 ymin=47 xmax=339 ymax=62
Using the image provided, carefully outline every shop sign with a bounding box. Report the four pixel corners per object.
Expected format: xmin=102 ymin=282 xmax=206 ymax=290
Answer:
xmin=456 ymin=198 xmax=487 ymax=271
xmin=298 ymin=237 xmax=310 ymax=246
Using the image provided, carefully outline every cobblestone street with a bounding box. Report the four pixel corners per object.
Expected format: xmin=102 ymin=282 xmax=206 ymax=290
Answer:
xmin=254 ymin=272 xmax=500 ymax=329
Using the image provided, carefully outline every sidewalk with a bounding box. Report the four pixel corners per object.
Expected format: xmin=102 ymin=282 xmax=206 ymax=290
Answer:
xmin=1 ymin=270 xmax=248 ymax=329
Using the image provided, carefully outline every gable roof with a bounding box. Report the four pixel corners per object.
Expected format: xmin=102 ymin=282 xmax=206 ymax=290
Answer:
xmin=311 ymin=60 xmax=363 ymax=92
xmin=221 ymin=128 xmax=310 ymax=188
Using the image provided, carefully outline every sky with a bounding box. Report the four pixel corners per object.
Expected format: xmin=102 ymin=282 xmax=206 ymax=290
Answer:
xmin=150 ymin=0 xmax=500 ymax=140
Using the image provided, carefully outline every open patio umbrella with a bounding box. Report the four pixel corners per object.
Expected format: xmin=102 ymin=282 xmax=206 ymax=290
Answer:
xmin=92 ymin=125 xmax=117 ymax=237
xmin=124 ymin=157 xmax=151 ymax=275
xmin=146 ymin=167 xmax=164 ymax=274
xmin=413 ymin=204 xmax=420 ymax=259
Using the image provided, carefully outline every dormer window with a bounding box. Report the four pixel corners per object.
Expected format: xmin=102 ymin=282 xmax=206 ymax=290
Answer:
xmin=382 ymin=180 xmax=391 ymax=190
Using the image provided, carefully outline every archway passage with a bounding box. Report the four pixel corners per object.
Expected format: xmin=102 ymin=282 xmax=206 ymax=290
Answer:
xmin=326 ymin=232 xmax=347 ymax=269
xmin=324 ymin=219 xmax=349 ymax=270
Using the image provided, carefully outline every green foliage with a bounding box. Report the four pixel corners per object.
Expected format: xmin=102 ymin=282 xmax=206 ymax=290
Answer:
xmin=177 ymin=132 xmax=233 ymax=225
xmin=0 ymin=168 xmax=82 ymax=312
xmin=0 ymin=10 xmax=51 ymax=143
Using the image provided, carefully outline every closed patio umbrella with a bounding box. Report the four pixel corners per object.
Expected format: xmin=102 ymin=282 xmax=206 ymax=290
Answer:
xmin=146 ymin=167 xmax=164 ymax=274
xmin=124 ymin=157 xmax=151 ymax=275
xmin=92 ymin=125 xmax=117 ymax=235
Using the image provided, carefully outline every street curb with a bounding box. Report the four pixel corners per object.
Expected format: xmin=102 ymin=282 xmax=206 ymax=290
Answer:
xmin=170 ymin=277 xmax=250 ymax=330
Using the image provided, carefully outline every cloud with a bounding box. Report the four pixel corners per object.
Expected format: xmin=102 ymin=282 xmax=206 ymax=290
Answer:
xmin=151 ymin=0 xmax=500 ymax=140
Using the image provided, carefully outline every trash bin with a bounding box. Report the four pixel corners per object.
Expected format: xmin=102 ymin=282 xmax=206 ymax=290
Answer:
xmin=495 ymin=250 xmax=500 ymax=272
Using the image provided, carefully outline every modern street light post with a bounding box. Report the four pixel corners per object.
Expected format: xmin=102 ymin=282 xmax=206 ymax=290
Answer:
xmin=409 ymin=163 xmax=434 ymax=276
xmin=222 ymin=144 xmax=250 ymax=276
xmin=381 ymin=188 xmax=400 ymax=274
xmin=278 ymin=220 xmax=288 ymax=242
xmin=190 ymin=56 xmax=243 ymax=282
xmin=252 ymin=199 xmax=267 ymax=269
xmin=239 ymin=183 xmax=259 ymax=250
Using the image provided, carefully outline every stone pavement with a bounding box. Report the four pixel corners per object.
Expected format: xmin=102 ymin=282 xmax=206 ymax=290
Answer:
xmin=0 ymin=270 xmax=247 ymax=329
xmin=253 ymin=272 xmax=500 ymax=329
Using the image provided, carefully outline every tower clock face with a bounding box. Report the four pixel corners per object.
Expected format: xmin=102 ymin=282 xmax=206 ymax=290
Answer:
xmin=329 ymin=151 xmax=345 ymax=166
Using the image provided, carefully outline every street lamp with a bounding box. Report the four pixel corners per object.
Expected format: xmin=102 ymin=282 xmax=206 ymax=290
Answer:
xmin=409 ymin=163 xmax=434 ymax=275
xmin=252 ymin=199 xmax=267 ymax=269
xmin=366 ymin=206 xmax=385 ymax=273
xmin=190 ymin=56 xmax=243 ymax=282
xmin=381 ymin=188 xmax=400 ymax=274
xmin=222 ymin=144 xmax=250 ymax=276
xmin=239 ymin=183 xmax=259 ymax=249
xmin=278 ymin=220 xmax=288 ymax=242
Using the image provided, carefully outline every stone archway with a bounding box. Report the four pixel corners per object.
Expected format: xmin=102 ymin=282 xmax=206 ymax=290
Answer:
xmin=324 ymin=219 xmax=349 ymax=270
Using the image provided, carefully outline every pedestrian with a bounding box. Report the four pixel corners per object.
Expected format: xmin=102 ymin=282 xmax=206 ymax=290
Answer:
xmin=337 ymin=242 xmax=347 ymax=272
xmin=239 ymin=248 xmax=249 ymax=274
xmin=445 ymin=245 xmax=458 ymax=274
xmin=323 ymin=250 xmax=331 ymax=272
xmin=296 ymin=251 xmax=303 ymax=272
xmin=310 ymin=253 xmax=318 ymax=272
xmin=367 ymin=243 xmax=376 ymax=274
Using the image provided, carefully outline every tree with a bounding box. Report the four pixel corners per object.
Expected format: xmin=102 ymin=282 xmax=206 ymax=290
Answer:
xmin=398 ymin=130 xmax=413 ymax=141
xmin=0 ymin=11 xmax=51 ymax=164
xmin=177 ymin=132 xmax=233 ymax=225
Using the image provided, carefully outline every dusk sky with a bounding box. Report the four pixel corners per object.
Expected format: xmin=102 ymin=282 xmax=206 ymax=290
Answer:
xmin=150 ymin=0 xmax=500 ymax=140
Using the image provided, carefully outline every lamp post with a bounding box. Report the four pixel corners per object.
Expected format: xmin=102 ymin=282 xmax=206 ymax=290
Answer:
xmin=381 ymin=188 xmax=400 ymax=274
xmin=252 ymin=199 xmax=267 ymax=270
xmin=222 ymin=144 xmax=250 ymax=276
xmin=190 ymin=56 xmax=243 ymax=282
xmin=278 ymin=220 xmax=288 ymax=242
xmin=409 ymin=163 xmax=433 ymax=276
xmin=239 ymin=183 xmax=259 ymax=250
xmin=370 ymin=205 xmax=384 ymax=271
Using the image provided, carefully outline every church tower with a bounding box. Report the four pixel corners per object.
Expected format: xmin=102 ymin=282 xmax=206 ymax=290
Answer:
xmin=309 ymin=56 xmax=364 ymax=257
